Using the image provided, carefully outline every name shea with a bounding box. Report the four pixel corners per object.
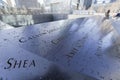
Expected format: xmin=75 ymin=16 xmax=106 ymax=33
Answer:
xmin=3 ymin=58 xmax=36 ymax=69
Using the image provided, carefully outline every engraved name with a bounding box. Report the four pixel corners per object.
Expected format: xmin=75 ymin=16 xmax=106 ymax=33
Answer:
xmin=4 ymin=58 xmax=36 ymax=69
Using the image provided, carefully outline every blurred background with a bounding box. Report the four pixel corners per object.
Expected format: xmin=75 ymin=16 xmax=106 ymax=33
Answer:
xmin=0 ymin=0 xmax=119 ymax=27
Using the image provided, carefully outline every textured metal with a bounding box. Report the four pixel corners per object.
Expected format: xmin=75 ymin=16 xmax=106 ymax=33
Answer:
xmin=0 ymin=42 xmax=96 ymax=80
xmin=0 ymin=16 xmax=120 ymax=80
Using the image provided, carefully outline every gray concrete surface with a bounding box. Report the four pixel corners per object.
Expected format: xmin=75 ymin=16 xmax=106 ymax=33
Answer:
xmin=0 ymin=16 xmax=120 ymax=80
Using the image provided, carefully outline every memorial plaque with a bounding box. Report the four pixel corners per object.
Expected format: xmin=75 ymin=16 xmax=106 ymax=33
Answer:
xmin=0 ymin=42 xmax=97 ymax=80
xmin=0 ymin=17 xmax=120 ymax=79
